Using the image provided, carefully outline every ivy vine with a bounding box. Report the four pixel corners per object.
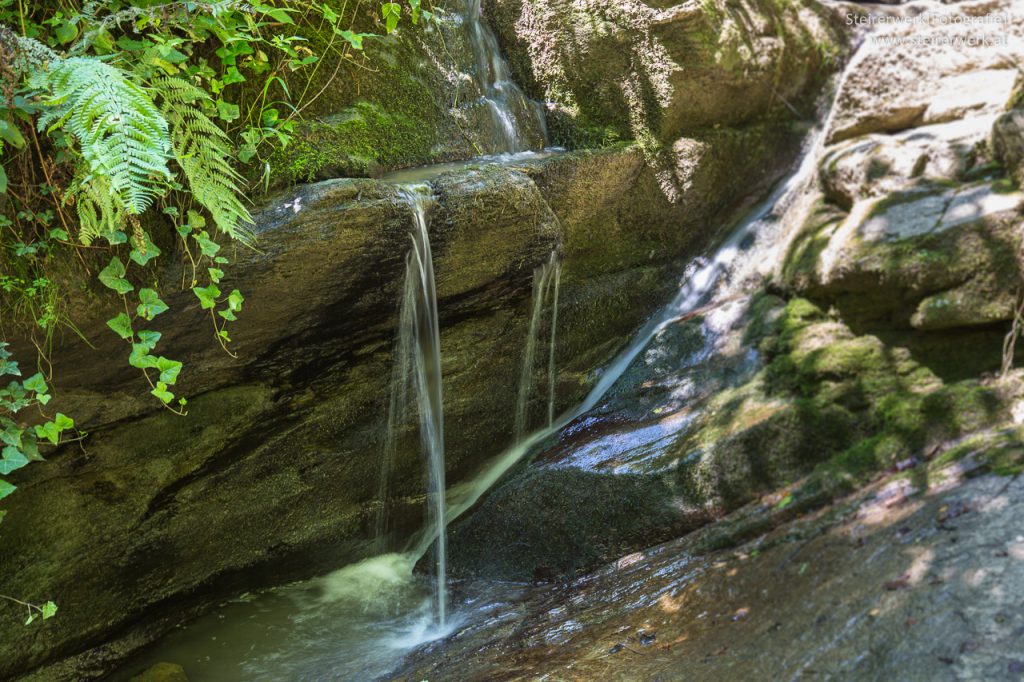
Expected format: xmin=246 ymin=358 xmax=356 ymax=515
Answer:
xmin=0 ymin=0 xmax=428 ymax=624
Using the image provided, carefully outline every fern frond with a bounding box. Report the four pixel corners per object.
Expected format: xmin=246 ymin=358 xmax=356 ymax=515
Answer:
xmin=32 ymin=58 xmax=172 ymax=217
xmin=65 ymin=170 xmax=124 ymax=245
xmin=151 ymin=76 xmax=254 ymax=245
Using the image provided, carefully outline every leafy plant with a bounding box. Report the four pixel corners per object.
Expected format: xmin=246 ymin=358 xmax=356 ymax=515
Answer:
xmin=0 ymin=0 xmax=429 ymax=625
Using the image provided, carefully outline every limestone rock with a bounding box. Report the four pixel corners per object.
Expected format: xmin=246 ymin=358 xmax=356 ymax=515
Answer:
xmin=485 ymin=0 xmax=844 ymax=145
xmin=826 ymin=4 xmax=1024 ymax=144
xmin=786 ymin=180 xmax=1024 ymax=328
xmin=821 ymin=117 xmax=993 ymax=209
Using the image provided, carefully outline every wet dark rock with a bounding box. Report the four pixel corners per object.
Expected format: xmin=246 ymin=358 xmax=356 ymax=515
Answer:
xmin=130 ymin=663 xmax=188 ymax=682
xmin=397 ymin=448 xmax=1024 ymax=681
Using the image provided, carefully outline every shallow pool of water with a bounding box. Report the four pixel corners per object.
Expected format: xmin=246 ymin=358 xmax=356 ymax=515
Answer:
xmin=116 ymin=554 xmax=457 ymax=681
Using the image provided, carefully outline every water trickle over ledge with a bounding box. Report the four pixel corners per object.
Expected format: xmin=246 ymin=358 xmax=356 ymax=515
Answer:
xmin=0 ymin=0 xmax=848 ymax=676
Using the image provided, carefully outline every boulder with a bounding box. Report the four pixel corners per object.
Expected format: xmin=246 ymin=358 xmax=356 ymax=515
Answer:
xmin=821 ymin=117 xmax=993 ymax=210
xmin=485 ymin=0 xmax=844 ymax=145
xmin=785 ymin=180 xmax=1024 ymax=328
xmin=826 ymin=3 xmax=1023 ymax=144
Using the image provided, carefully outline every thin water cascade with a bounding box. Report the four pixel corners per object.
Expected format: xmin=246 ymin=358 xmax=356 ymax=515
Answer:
xmin=546 ymin=257 xmax=561 ymax=426
xmin=514 ymin=252 xmax=560 ymax=441
xmin=464 ymin=0 xmax=546 ymax=152
xmin=374 ymin=264 xmax=415 ymax=552
xmin=438 ymin=47 xmax=863 ymax=536
xmin=121 ymin=48 xmax=865 ymax=682
xmin=377 ymin=184 xmax=449 ymax=628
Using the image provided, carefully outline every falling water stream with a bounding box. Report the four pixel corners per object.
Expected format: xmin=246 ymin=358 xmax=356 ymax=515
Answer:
xmin=514 ymin=252 xmax=561 ymax=441
xmin=118 ymin=32 xmax=866 ymax=682
xmin=398 ymin=184 xmax=448 ymax=627
xmin=463 ymin=0 xmax=547 ymax=152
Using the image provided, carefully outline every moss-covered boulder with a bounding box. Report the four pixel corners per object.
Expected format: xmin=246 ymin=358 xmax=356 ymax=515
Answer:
xmin=485 ymin=0 xmax=844 ymax=146
xmin=261 ymin=0 xmax=548 ymax=186
xmin=784 ymin=180 xmax=1024 ymax=329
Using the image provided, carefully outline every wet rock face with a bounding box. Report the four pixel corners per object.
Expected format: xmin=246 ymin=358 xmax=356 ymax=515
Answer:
xmin=0 ymin=120 xmax=807 ymax=678
xmin=262 ymin=0 xmax=550 ymax=186
xmin=399 ymin=450 xmax=1024 ymax=681
xmin=447 ymin=0 xmax=1024 ymax=583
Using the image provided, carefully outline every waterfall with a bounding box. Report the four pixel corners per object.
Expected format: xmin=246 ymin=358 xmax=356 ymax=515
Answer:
xmin=514 ymin=254 xmax=558 ymax=440
xmin=546 ymin=258 xmax=561 ymax=426
xmin=374 ymin=268 xmax=414 ymax=552
xmin=380 ymin=184 xmax=448 ymax=627
xmin=464 ymin=0 xmax=546 ymax=153
xmin=441 ymin=47 xmax=864 ymax=531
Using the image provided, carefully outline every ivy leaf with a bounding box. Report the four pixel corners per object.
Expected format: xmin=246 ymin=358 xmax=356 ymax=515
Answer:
xmin=129 ymin=237 xmax=162 ymax=266
xmin=98 ymin=257 xmax=133 ymax=295
xmin=22 ymin=373 xmax=47 ymax=395
xmin=151 ymin=381 xmax=174 ymax=404
xmin=339 ymin=30 xmax=369 ymax=50
xmin=34 ymin=413 xmax=72 ymax=445
xmin=218 ymin=308 xmax=237 ymax=321
xmin=216 ymin=100 xmax=240 ymax=122
xmin=208 ymin=267 xmax=224 ymax=283
xmin=137 ymin=289 xmax=168 ymax=320
xmin=55 ymin=20 xmax=77 ymax=44
xmin=0 ymin=164 xmax=7 ymax=195
xmin=193 ymin=231 xmax=221 ymax=258
xmin=0 ymin=447 xmax=29 ymax=475
xmin=155 ymin=357 xmax=182 ymax=385
xmin=41 ymin=601 xmax=58 ymax=619
xmin=1 ymin=423 xmax=23 ymax=448
xmin=137 ymin=330 xmax=161 ymax=350
xmin=22 ymin=437 xmax=41 ymax=462
xmin=0 ymin=356 xmax=19 ymax=377
xmin=107 ymin=312 xmax=133 ymax=340
xmin=409 ymin=0 xmax=421 ymax=24
xmin=227 ymin=289 xmax=244 ymax=312
xmin=381 ymin=2 xmax=401 ymax=33
xmin=0 ymin=477 xmax=15 ymax=500
xmin=193 ymin=284 xmax=221 ymax=310
xmin=129 ymin=343 xmax=159 ymax=370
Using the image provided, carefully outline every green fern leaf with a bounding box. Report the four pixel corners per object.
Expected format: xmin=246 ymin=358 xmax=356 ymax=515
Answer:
xmin=151 ymin=76 xmax=254 ymax=245
xmin=32 ymin=58 xmax=172 ymax=217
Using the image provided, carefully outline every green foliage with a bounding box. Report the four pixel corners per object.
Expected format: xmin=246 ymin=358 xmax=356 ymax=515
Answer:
xmin=0 ymin=0 xmax=428 ymax=627
xmin=152 ymin=76 xmax=253 ymax=244
xmin=32 ymin=57 xmax=173 ymax=216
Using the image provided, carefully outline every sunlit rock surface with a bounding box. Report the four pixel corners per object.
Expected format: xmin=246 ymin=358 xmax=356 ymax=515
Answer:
xmin=398 ymin=441 xmax=1024 ymax=681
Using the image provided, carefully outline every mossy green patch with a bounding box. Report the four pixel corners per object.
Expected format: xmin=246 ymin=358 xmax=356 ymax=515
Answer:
xmin=675 ymin=294 xmax=1012 ymax=510
xmin=269 ymin=101 xmax=437 ymax=183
